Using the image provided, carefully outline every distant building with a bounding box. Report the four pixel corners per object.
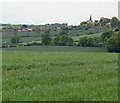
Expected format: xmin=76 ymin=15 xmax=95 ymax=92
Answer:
xmin=22 ymin=28 xmax=27 ymax=32
xmin=106 ymin=23 xmax=111 ymax=27
xmin=27 ymin=28 xmax=32 ymax=32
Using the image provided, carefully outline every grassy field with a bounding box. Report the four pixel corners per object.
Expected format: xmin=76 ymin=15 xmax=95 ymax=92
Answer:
xmin=2 ymin=31 xmax=42 ymax=43
xmin=72 ymin=32 xmax=103 ymax=41
xmin=2 ymin=47 xmax=118 ymax=101
xmin=2 ymin=46 xmax=107 ymax=52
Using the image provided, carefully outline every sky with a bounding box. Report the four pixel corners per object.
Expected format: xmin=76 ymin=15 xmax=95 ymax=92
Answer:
xmin=0 ymin=0 xmax=119 ymax=25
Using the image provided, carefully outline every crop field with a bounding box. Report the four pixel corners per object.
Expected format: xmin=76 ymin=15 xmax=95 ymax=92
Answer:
xmin=2 ymin=46 xmax=107 ymax=52
xmin=2 ymin=49 xmax=118 ymax=101
xmin=2 ymin=31 xmax=42 ymax=43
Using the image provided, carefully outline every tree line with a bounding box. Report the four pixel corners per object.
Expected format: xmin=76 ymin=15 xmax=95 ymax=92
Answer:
xmin=41 ymin=28 xmax=120 ymax=52
xmin=9 ymin=25 xmax=120 ymax=53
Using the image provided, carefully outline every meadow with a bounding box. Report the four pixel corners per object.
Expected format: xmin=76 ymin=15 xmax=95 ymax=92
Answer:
xmin=2 ymin=47 xmax=118 ymax=101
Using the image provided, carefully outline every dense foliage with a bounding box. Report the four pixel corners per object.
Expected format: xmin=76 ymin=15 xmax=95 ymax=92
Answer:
xmin=41 ymin=30 xmax=52 ymax=45
xmin=110 ymin=17 xmax=119 ymax=27
xmin=101 ymin=31 xmax=113 ymax=44
xmin=11 ymin=36 xmax=20 ymax=43
xmin=78 ymin=36 xmax=103 ymax=47
xmin=106 ymin=32 xmax=120 ymax=52
xmin=53 ymin=35 xmax=74 ymax=46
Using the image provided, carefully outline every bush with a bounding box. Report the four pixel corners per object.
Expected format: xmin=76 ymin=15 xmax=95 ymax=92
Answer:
xmin=25 ymin=41 xmax=42 ymax=46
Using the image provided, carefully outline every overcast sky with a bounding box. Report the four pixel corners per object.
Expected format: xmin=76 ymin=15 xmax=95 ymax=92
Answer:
xmin=0 ymin=0 xmax=119 ymax=25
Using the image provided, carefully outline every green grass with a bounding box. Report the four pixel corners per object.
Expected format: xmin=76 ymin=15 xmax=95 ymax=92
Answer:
xmin=2 ymin=51 xmax=118 ymax=101
xmin=2 ymin=46 xmax=107 ymax=52
xmin=72 ymin=32 xmax=103 ymax=41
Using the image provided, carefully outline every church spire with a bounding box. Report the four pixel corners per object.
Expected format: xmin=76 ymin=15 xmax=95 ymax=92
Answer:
xmin=90 ymin=15 xmax=92 ymax=21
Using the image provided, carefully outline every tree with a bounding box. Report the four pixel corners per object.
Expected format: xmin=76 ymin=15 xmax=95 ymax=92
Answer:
xmin=78 ymin=37 xmax=88 ymax=46
xmin=78 ymin=37 xmax=94 ymax=47
xmin=11 ymin=36 xmax=20 ymax=43
xmin=66 ymin=37 xmax=74 ymax=46
xmin=80 ymin=21 xmax=87 ymax=27
xmin=92 ymin=37 xmax=103 ymax=47
xmin=87 ymin=20 xmax=94 ymax=27
xmin=13 ymin=28 xmax=18 ymax=36
xmin=36 ymin=25 xmax=40 ymax=34
xmin=101 ymin=31 xmax=113 ymax=45
xmin=106 ymin=32 xmax=120 ymax=52
xmin=53 ymin=35 xmax=74 ymax=46
xmin=22 ymin=25 xmax=28 ymax=29
xmin=99 ymin=17 xmax=110 ymax=26
xmin=6 ymin=24 xmax=12 ymax=29
xmin=78 ymin=36 xmax=102 ymax=47
xmin=110 ymin=17 xmax=119 ymax=27
xmin=41 ymin=30 xmax=52 ymax=45
xmin=59 ymin=27 xmax=69 ymax=35
xmin=11 ymin=28 xmax=20 ymax=43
